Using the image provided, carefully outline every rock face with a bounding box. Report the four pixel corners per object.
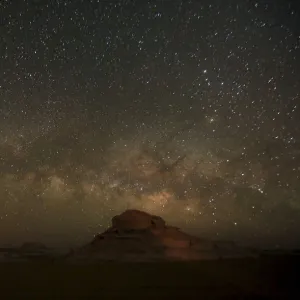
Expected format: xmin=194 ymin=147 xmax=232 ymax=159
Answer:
xmin=111 ymin=209 xmax=166 ymax=231
xmin=68 ymin=209 xmax=256 ymax=262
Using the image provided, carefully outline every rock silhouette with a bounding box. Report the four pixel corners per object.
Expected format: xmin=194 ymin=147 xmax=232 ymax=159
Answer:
xmin=68 ymin=209 xmax=256 ymax=262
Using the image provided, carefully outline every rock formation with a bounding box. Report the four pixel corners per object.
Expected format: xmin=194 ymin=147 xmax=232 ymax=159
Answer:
xmin=111 ymin=209 xmax=166 ymax=230
xmin=68 ymin=209 xmax=256 ymax=262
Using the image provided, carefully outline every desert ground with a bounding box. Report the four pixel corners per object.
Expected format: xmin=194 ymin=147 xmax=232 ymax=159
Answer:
xmin=0 ymin=255 xmax=299 ymax=299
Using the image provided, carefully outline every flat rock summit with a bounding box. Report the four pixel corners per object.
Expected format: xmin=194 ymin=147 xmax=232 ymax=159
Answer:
xmin=68 ymin=209 xmax=256 ymax=262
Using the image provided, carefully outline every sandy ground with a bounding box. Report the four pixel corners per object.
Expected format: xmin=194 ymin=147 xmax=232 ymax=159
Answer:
xmin=0 ymin=256 xmax=299 ymax=299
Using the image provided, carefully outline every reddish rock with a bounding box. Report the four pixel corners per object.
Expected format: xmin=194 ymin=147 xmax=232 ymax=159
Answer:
xmin=68 ymin=209 xmax=255 ymax=262
xmin=111 ymin=209 xmax=165 ymax=231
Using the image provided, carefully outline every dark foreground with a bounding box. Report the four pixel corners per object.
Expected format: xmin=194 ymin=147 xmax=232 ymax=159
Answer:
xmin=1 ymin=255 xmax=299 ymax=299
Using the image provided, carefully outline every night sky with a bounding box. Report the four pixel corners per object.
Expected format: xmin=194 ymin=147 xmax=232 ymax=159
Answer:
xmin=0 ymin=0 xmax=299 ymax=249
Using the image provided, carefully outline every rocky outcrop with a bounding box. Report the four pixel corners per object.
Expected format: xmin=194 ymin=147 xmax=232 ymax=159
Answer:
xmin=68 ymin=209 xmax=256 ymax=262
xmin=111 ymin=209 xmax=166 ymax=231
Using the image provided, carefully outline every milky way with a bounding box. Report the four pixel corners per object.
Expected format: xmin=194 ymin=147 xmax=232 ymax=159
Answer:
xmin=0 ymin=0 xmax=299 ymax=248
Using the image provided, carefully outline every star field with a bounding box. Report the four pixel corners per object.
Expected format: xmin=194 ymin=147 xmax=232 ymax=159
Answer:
xmin=0 ymin=0 xmax=299 ymax=248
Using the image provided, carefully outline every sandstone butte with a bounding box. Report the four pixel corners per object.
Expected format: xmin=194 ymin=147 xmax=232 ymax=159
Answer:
xmin=67 ymin=209 xmax=257 ymax=263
